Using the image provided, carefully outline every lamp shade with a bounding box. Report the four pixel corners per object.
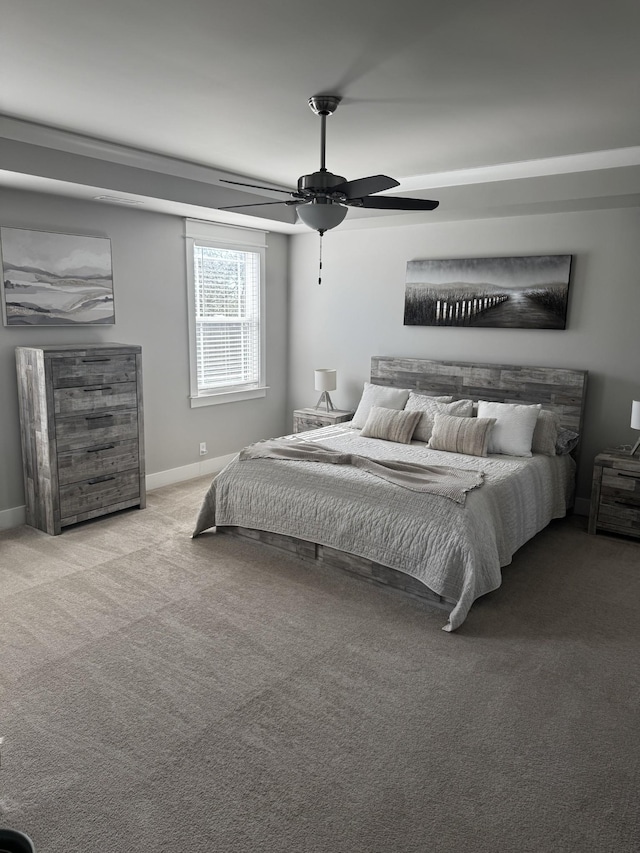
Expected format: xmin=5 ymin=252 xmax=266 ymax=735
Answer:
xmin=631 ymin=400 xmax=640 ymax=430
xmin=297 ymin=200 xmax=348 ymax=233
xmin=314 ymin=369 xmax=337 ymax=393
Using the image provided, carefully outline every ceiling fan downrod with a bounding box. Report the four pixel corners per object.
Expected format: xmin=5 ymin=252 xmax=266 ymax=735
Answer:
xmin=308 ymin=95 xmax=341 ymax=173
xmin=298 ymin=95 xmax=346 ymax=199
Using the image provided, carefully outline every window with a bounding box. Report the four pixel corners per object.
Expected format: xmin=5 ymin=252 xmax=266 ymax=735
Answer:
xmin=186 ymin=220 xmax=267 ymax=407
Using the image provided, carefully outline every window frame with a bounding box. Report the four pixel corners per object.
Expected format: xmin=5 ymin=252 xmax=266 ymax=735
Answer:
xmin=185 ymin=219 xmax=268 ymax=408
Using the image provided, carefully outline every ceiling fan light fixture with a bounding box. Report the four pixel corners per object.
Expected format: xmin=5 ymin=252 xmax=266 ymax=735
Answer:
xmin=296 ymin=199 xmax=348 ymax=234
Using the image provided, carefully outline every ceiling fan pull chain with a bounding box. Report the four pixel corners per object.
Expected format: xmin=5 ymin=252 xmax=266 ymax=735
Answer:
xmin=318 ymin=232 xmax=323 ymax=285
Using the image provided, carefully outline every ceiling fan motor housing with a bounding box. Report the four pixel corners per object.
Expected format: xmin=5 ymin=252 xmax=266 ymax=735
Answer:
xmin=298 ymin=171 xmax=347 ymax=196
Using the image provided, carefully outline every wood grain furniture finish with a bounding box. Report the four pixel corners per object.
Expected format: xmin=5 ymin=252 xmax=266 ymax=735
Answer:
xmin=371 ymin=357 xmax=586 ymax=438
xmin=16 ymin=343 xmax=145 ymax=535
xmin=217 ymin=526 xmax=457 ymax=611
xmin=588 ymin=450 xmax=640 ymax=538
xmin=293 ymin=407 xmax=355 ymax=434
xmin=220 ymin=358 xmax=588 ymax=607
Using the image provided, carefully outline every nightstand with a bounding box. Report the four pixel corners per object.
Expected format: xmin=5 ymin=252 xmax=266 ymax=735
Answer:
xmin=293 ymin=407 xmax=354 ymax=434
xmin=588 ymin=450 xmax=640 ymax=538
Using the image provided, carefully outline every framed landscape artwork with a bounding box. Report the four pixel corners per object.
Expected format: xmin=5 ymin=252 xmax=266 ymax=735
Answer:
xmin=404 ymin=255 xmax=572 ymax=329
xmin=1 ymin=227 xmax=114 ymax=326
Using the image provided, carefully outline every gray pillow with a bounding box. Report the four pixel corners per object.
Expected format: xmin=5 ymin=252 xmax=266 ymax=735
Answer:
xmin=360 ymin=406 xmax=422 ymax=444
xmin=351 ymin=382 xmax=410 ymax=429
xmin=429 ymin=413 xmax=496 ymax=457
xmin=531 ymin=409 xmax=559 ymax=456
xmin=556 ymin=427 xmax=580 ymax=455
xmin=405 ymin=393 xmax=473 ymax=443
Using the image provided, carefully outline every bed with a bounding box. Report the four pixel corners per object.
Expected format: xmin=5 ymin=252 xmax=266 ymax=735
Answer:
xmin=193 ymin=358 xmax=588 ymax=631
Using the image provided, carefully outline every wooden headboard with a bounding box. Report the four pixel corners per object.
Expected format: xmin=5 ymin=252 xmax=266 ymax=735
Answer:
xmin=370 ymin=357 xmax=588 ymax=437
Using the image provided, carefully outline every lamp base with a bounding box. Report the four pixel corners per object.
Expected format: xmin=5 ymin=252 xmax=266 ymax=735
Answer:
xmin=315 ymin=391 xmax=335 ymax=412
xmin=630 ymin=436 xmax=640 ymax=456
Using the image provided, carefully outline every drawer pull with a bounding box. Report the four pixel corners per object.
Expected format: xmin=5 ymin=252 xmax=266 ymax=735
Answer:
xmin=82 ymin=358 xmax=111 ymax=363
xmin=85 ymin=413 xmax=114 ymax=420
xmin=617 ymin=472 xmax=639 ymax=479
xmin=86 ymin=444 xmax=116 ymax=453
xmin=83 ymin=386 xmax=112 ymax=392
xmin=87 ymin=476 xmax=116 ymax=485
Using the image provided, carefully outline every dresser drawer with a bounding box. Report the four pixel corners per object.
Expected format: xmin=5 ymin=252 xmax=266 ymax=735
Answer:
xmin=55 ymin=410 xmax=139 ymax=452
xmin=59 ymin=470 xmax=140 ymax=520
xmin=51 ymin=354 xmax=137 ymax=388
xmin=57 ymin=439 xmax=140 ymax=485
xmin=54 ymin=382 xmax=137 ymax=415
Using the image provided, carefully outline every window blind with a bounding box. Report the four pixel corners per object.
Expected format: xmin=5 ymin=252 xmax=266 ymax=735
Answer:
xmin=193 ymin=245 xmax=261 ymax=392
xmin=185 ymin=219 xmax=267 ymax=406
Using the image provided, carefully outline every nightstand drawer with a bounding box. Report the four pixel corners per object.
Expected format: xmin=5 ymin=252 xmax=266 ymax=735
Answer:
xmin=296 ymin=415 xmax=331 ymax=432
xmin=597 ymin=504 xmax=640 ymax=534
xmin=52 ymin=354 xmax=138 ymax=388
xmin=601 ymin=468 xmax=640 ymax=502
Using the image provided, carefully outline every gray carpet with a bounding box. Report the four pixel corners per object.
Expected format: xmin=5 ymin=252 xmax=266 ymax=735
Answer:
xmin=1 ymin=477 xmax=639 ymax=852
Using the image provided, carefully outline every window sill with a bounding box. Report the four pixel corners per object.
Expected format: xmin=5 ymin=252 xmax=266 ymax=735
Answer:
xmin=189 ymin=386 xmax=269 ymax=408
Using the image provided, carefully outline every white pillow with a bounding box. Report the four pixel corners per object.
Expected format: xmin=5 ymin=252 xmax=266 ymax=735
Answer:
xmin=405 ymin=393 xmax=473 ymax=443
xmin=351 ymin=382 xmax=410 ymax=429
xmin=477 ymin=401 xmax=542 ymax=457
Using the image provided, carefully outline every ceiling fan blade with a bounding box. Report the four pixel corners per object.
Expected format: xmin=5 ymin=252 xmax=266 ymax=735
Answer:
xmin=347 ymin=195 xmax=439 ymax=211
xmin=331 ymin=174 xmax=400 ymax=199
xmin=221 ymin=179 xmax=295 ymax=194
xmin=219 ymin=200 xmax=301 ymax=210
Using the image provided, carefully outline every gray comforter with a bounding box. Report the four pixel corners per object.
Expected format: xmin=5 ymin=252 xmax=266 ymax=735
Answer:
xmin=193 ymin=424 xmax=575 ymax=631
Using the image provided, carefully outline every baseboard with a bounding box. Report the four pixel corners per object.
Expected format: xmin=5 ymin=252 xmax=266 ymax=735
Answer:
xmin=574 ymin=497 xmax=590 ymax=517
xmin=145 ymin=452 xmax=237 ymax=491
xmin=0 ymin=453 xmax=237 ymax=531
xmin=0 ymin=504 xmax=26 ymax=531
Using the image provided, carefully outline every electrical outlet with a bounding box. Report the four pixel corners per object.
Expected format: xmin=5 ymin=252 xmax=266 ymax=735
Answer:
xmin=199 ymin=442 xmax=207 ymax=456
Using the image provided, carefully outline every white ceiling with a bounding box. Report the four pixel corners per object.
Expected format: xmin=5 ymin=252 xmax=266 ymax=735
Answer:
xmin=1 ymin=0 xmax=640 ymax=232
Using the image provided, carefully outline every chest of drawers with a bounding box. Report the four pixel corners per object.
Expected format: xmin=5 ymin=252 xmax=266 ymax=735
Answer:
xmin=15 ymin=343 xmax=145 ymax=535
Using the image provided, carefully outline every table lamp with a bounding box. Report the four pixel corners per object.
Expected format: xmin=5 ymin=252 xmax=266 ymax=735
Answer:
xmin=631 ymin=400 xmax=640 ymax=455
xmin=314 ymin=369 xmax=337 ymax=411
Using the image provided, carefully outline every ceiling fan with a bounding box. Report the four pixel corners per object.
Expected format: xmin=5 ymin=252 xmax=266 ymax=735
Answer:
xmin=219 ymin=95 xmax=439 ymax=234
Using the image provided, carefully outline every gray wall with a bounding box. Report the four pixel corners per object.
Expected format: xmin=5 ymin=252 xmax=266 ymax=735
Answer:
xmin=3 ymin=190 xmax=639 ymax=517
xmin=0 ymin=188 xmax=289 ymax=515
xmin=288 ymin=207 xmax=640 ymax=506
